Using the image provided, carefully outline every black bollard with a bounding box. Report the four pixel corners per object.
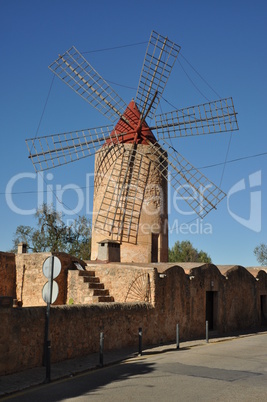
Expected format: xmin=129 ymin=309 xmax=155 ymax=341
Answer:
xmin=99 ymin=332 xmax=104 ymax=367
xmin=176 ymin=323 xmax=179 ymax=349
xmin=138 ymin=327 xmax=142 ymax=356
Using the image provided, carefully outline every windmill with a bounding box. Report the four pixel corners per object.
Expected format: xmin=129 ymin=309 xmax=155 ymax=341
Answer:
xmin=26 ymin=31 xmax=238 ymax=263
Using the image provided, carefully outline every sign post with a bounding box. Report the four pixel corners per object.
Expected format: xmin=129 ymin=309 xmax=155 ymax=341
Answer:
xmin=42 ymin=256 xmax=61 ymax=383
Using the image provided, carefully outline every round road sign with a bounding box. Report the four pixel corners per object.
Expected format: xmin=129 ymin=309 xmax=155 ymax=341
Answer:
xmin=42 ymin=281 xmax=59 ymax=304
xmin=42 ymin=256 xmax=61 ymax=279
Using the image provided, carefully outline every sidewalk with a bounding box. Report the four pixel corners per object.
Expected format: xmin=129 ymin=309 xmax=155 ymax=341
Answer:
xmin=0 ymin=332 xmax=264 ymax=398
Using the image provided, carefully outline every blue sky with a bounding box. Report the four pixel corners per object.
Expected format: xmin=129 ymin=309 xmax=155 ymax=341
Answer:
xmin=0 ymin=0 xmax=266 ymax=266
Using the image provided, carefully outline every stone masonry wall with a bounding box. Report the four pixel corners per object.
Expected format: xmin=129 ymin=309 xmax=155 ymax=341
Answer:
xmin=91 ymin=144 xmax=168 ymax=263
xmin=0 ymin=252 xmax=16 ymax=298
xmin=15 ymin=253 xmax=50 ymax=306
xmin=188 ymin=264 xmax=227 ymax=337
xmin=67 ymin=264 xmax=157 ymax=305
xmin=15 ymin=252 xmax=85 ymax=306
xmin=0 ymin=307 xmax=45 ymax=375
xmin=1 ymin=260 xmax=267 ymax=375
xmin=0 ymin=303 xmax=155 ymax=375
xmin=90 ymin=263 xmax=157 ymax=304
xmin=223 ymin=266 xmax=258 ymax=331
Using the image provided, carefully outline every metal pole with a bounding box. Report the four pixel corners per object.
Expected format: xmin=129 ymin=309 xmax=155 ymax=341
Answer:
xmin=46 ymin=340 xmax=51 ymax=381
xmin=44 ymin=256 xmax=54 ymax=383
xmin=176 ymin=323 xmax=179 ymax=349
xmin=206 ymin=320 xmax=209 ymax=343
xmin=99 ymin=332 xmax=104 ymax=367
xmin=138 ymin=327 xmax=142 ymax=356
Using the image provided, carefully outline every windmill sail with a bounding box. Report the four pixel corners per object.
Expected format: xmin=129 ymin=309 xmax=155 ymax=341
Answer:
xmin=25 ymin=30 xmax=239 ymax=259
xmin=49 ymin=46 xmax=128 ymax=123
xmin=152 ymin=97 xmax=238 ymax=139
xmin=135 ymin=31 xmax=180 ymax=121
xmin=26 ymin=125 xmax=117 ymax=171
xmin=143 ymin=142 xmax=226 ymax=218
xmin=94 ymin=145 xmax=150 ymax=244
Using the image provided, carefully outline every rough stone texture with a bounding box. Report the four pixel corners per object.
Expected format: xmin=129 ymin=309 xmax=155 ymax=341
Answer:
xmin=15 ymin=252 xmax=84 ymax=306
xmin=223 ymin=265 xmax=258 ymax=331
xmin=97 ymin=240 xmax=120 ymax=262
xmin=0 ymin=307 xmax=45 ymax=375
xmin=15 ymin=252 xmax=50 ymax=306
xmin=188 ymin=264 xmax=226 ymax=337
xmin=89 ymin=263 xmax=157 ymax=304
xmin=67 ymin=263 xmax=156 ymax=305
xmin=1 ymin=253 xmax=267 ymax=376
xmin=50 ymin=303 xmax=155 ymax=360
xmin=0 ymin=252 xmax=16 ymax=299
xmin=0 ymin=303 xmax=154 ymax=375
xmin=91 ymin=144 xmax=168 ymax=263
xmin=67 ymin=270 xmax=114 ymax=304
xmin=67 ymin=270 xmax=92 ymax=304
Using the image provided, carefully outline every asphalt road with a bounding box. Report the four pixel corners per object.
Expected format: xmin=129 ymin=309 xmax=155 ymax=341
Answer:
xmin=2 ymin=333 xmax=267 ymax=402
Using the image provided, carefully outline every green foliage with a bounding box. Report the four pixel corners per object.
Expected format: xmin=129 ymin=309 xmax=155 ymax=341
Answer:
xmin=168 ymin=240 xmax=211 ymax=263
xmin=11 ymin=204 xmax=91 ymax=260
xmin=254 ymin=243 xmax=267 ymax=266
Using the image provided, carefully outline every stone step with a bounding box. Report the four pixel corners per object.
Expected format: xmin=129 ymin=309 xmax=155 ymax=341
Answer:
xmin=79 ymin=270 xmax=95 ymax=277
xmin=78 ymin=267 xmax=114 ymax=304
xmin=92 ymin=289 xmax=110 ymax=296
xmin=92 ymin=295 xmax=114 ymax=303
xmin=88 ymin=282 xmax=105 ymax=290
xmin=83 ymin=276 xmax=100 ymax=283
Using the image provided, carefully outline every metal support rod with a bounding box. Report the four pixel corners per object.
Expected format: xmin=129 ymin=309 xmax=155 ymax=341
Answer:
xmin=99 ymin=332 xmax=104 ymax=367
xmin=206 ymin=320 xmax=209 ymax=343
xmin=176 ymin=324 xmax=179 ymax=349
xmin=138 ymin=327 xmax=143 ymax=356
xmin=44 ymin=256 xmax=54 ymax=383
xmin=46 ymin=340 xmax=51 ymax=381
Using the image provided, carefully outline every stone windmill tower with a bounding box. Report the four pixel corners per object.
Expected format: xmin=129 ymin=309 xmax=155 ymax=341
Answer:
xmin=26 ymin=31 xmax=238 ymax=263
xmin=91 ymin=99 xmax=168 ymax=263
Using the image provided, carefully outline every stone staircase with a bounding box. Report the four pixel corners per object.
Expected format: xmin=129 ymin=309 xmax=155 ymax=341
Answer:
xmin=78 ymin=270 xmax=114 ymax=303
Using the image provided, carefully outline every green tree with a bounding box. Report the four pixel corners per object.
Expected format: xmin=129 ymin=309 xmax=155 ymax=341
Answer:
xmin=254 ymin=243 xmax=267 ymax=266
xmin=168 ymin=240 xmax=211 ymax=263
xmin=11 ymin=204 xmax=91 ymax=260
xmin=66 ymin=215 xmax=91 ymax=260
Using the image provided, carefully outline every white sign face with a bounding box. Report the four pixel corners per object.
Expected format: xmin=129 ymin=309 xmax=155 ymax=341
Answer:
xmin=42 ymin=256 xmax=61 ymax=279
xmin=42 ymin=281 xmax=59 ymax=304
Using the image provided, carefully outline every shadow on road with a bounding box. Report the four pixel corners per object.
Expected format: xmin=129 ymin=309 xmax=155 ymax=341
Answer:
xmin=4 ymin=360 xmax=156 ymax=402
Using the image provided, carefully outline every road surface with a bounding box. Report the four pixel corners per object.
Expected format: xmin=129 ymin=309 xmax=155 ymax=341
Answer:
xmin=3 ymin=333 xmax=267 ymax=401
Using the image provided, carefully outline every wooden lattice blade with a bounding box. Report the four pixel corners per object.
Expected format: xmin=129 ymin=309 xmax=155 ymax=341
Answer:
xmin=144 ymin=142 xmax=226 ymax=218
xmin=135 ymin=31 xmax=180 ymax=121
xmin=25 ymin=125 xmax=117 ymax=171
xmin=49 ymin=46 xmax=128 ymax=123
xmin=94 ymin=145 xmax=150 ymax=244
xmin=152 ymin=97 xmax=238 ymax=139
xmin=94 ymin=144 xmax=126 ymax=194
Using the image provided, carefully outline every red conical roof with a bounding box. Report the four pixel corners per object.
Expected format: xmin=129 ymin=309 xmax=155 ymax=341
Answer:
xmin=106 ymin=100 xmax=157 ymax=145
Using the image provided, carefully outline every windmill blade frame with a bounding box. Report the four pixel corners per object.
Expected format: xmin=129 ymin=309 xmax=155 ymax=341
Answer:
xmin=49 ymin=46 xmax=128 ymax=123
xmin=152 ymin=97 xmax=239 ymax=139
xmin=94 ymin=144 xmax=151 ymax=244
xmin=141 ymin=142 xmax=226 ymax=218
xmin=135 ymin=31 xmax=181 ymax=121
xmin=25 ymin=30 xmax=238 ymax=259
xmin=26 ymin=125 xmax=120 ymax=171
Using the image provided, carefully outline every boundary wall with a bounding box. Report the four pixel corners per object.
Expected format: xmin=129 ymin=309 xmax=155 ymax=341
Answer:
xmin=1 ymin=260 xmax=267 ymax=375
xmin=0 ymin=303 xmax=154 ymax=375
